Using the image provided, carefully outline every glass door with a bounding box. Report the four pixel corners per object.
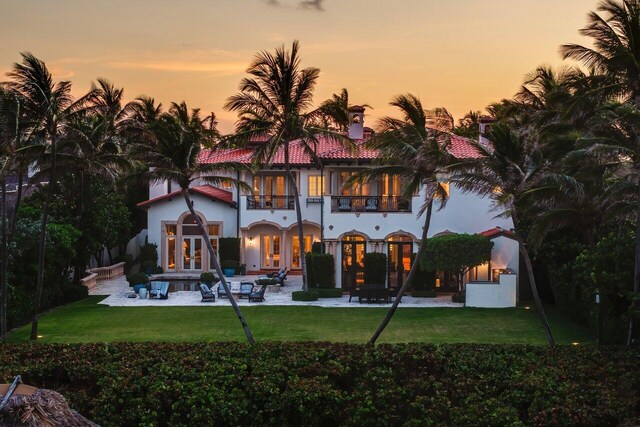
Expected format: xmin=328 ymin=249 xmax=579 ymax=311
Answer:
xmin=261 ymin=235 xmax=281 ymax=269
xmin=341 ymin=240 xmax=366 ymax=291
xmin=388 ymin=242 xmax=412 ymax=289
xmin=182 ymin=236 xmax=203 ymax=270
xmin=292 ymin=235 xmax=313 ymax=269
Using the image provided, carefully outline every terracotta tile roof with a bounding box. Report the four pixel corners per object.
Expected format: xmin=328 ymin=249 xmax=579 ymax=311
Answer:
xmin=478 ymin=227 xmax=516 ymax=240
xmin=137 ymin=185 xmax=234 ymax=208
xmin=198 ymin=132 xmax=481 ymax=166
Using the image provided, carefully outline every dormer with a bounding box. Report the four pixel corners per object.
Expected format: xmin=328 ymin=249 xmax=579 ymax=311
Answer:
xmin=348 ymin=105 xmax=365 ymax=139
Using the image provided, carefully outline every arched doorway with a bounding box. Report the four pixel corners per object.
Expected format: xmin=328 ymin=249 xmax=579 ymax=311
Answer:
xmin=164 ymin=212 xmax=220 ymax=272
xmin=341 ymin=234 xmax=366 ymax=291
xmin=387 ymin=234 xmax=413 ymax=289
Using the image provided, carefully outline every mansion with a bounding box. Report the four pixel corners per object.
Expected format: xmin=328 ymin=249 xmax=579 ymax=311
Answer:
xmin=138 ymin=107 xmax=520 ymax=301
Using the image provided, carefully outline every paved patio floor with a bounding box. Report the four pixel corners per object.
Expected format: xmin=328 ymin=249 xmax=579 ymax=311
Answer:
xmin=91 ymin=275 xmax=462 ymax=308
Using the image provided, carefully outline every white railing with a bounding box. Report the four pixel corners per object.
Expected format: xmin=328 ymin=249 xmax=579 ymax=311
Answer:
xmin=87 ymin=262 xmax=126 ymax=281
xmin=80 ymin=273 xmax=98 ymax=290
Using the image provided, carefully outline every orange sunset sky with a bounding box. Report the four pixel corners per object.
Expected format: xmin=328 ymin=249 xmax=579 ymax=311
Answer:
xmin=1 ymin=0 xmax=596 ymax=133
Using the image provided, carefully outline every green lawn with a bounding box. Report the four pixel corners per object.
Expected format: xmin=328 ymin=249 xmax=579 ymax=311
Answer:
xmin=7 ymin=296 xmax=593 ymax=344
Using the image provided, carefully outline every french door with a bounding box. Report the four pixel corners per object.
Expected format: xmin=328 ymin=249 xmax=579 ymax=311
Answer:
xmin=341 ymin=241 xmax=366 ymax=291
xmin=261 ymin=235 xmax=281 ymax=269
xmin=388 ymin=242 xmax=412 ymax=289
xmin=182 ymin=236 xmax=203 ymax=270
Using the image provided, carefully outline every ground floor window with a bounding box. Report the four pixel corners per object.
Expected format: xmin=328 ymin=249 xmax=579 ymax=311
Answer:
xmin=261 ymin=234 xmax=281 ymax=268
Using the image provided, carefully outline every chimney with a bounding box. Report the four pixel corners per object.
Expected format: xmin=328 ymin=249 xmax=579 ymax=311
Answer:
xmin=348 ymin=105 xmax=365 ymax=139
xmin=478 ymin=115 xmax=495 ymax=148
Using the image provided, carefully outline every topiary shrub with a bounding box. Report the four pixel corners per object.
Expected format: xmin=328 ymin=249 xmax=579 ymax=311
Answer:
xmin=292 ymin=290 xmax=319 ymax=301
xmin=139 ymin=238 xmax=158 ymax=268
xmin=221 ymin=259 xmax=239 ymax=269
xmin=364 ymin=253 xmax=386 ymax=285
xmin=126 ymin=273 xmax=149 ymax=286
xmin=452 ymin=291 xmax=465 ymax=303
xmin=305 ymin=253 xmax=335 ymax=288
xmin=219 ymin=237 xmax=240 ymax=264
xmin=312 ymin=288 xmax=344 ymax=298
xmin=200 ymin=272 xmax=216 ymax=284
xmin=256 ymin=278 xmax=277 ymax=287
xmin=311 ymin=241 xmax=324 ymax=254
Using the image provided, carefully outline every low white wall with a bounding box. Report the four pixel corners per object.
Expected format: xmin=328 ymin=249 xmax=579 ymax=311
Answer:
xmin=466 ymin=274 xmax=517 ymax=308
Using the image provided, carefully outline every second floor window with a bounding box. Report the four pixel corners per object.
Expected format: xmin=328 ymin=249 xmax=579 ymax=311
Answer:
xmin=252 ymin=174 xmax=291 ymax=197
xmin=308 ymin=175 xmax=324 ymax=197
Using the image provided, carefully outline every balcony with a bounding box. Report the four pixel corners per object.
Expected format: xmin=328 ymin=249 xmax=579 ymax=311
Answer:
xmin=330 ymin=196 xmax=411 ymax=213
xmin=247 ymin=195 xmax=295 ymax=210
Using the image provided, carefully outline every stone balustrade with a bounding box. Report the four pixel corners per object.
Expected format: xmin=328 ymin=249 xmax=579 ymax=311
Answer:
xmin=87 ymin=262 xmax=126 ymax=281
xmin=80 ymin=273 xmax=98 ymax=290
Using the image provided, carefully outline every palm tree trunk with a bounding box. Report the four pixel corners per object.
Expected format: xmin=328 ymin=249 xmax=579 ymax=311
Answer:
xmin=284 ymin=141 xmax=308 ymax=291
xmin=512 ymin=210 xmax=555 ymax=346
xmin=182 ymin=189 xmax=255 ymax=345
xmin=369 ymin=195 xmax=434 ymax=345
xmin=627 ymin=206 xmax=640 ymax=345
xmin=0 ymin=172 xmax=7 ymax=342
xmin=30 ymin=133 xmax=57 ymax=340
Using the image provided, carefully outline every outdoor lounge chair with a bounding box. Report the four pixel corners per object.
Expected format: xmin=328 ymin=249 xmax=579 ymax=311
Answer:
xmin=216 ymin=281 xmax=229 ymax=299
xmin=273 ymin=270 xmax=288 ymax=286
xmin=249 ymin=284 xmax=268 ymax=302
xmin=238 ymin=282 xmax=254 ymax=299
xmin=199 ymin=284 xmax=216 ymax=302
xmin=150 ymin=281 xmax=170 ymax=299
xmin=266 ymin=267 xmax=286 ymax=278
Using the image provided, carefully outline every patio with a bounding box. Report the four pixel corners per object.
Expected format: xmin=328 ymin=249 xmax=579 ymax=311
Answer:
xmin=91 ymin=274 xmax=462 ymax=308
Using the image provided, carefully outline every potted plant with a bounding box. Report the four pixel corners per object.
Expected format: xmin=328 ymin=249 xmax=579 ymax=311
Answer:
xmin=143 ymin=260 xmax=156 ymax=275
xmin=221 ymin=260 xmax=238 ymax=277
xmin=126 ymin=273 xmax=149 ymax=293
xmin=200 ymin=272 xmax=217 ymax=285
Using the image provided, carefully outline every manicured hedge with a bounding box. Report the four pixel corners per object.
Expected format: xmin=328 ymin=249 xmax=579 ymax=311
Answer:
xmin=305 ymin=253 xmax=335 ymax=288
xmin=412 ymin=289 xmax=437 ymax=298
xmin=363 ymin=252 xmax=386 ymax=285
xmin=311 ymin=288 xmax=344 ymax=298
xmin=0 ymin=343 xmax=638 ymax=426
xmin=291 ymin=290 xmax=319 ymax=301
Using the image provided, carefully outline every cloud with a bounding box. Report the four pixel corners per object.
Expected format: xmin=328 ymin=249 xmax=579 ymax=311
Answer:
xmin=262 ymin=0 xmax=324 ymax=11
xmin=298 ymin=0 xmax=323 ymax=11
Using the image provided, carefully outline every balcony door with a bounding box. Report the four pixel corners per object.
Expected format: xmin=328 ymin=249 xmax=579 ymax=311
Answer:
xmin=252 ymin=174 xmax=291 ymax=209
xmin=261 ymin=235 xmax=281 ymax=269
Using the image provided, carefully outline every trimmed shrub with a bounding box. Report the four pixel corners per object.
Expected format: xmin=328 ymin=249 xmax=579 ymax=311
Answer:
xmin=221 ymin=259 xmax=239 ymax=269
xmin=312 ymin=288 xmax=344 ymax=298
xmin=363 ymin=252 xmax=386 ymax=285
xmin=139 ymin=238 xmax=158 ymax=267
xmin=126 ymin=272 xmax=149 ymax=286
xmin=292 ymin=290 xmax=319 ymax=301
xmin=305 ymin=253 xmax=335 ymax=288
xmin=256 ymin=278 xmax=277 ymax=287
xmin=311 ymin=241 xmax=324 ymax=254
xmin=219 ymin=237 xmax=240 ymax=264
xmin=452 ymin=291 xmax=465 ymax=303
xmin=412 ymin=290 xmax=437 ymax=298
xmin=410 ymin=253 xmax=436 ymax=290
xmin=0 ymin=343 xmax=638 ymax=426
xmin=200 ymin=272 xmax=216 ymax=284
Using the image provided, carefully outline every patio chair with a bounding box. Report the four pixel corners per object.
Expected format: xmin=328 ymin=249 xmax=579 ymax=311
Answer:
xmin=199 ymin=284 xmax=216 ymax=302
xmin=348 ymin=287 xmax=360 ymax=303
xmin=273 ymin=270 xmax=288 ymax=286
xmin=149 ymin=282 xmax=162 ymax=298
xmin=157 ymin=282 xmax=170 ymax=300
xmin=216 ymin=281 xmax=229 ymax=299
xmin=238 ymin=282 xmax=254 ymax=299
xmin=249 ymin=284 xmax=268 ymax=302
xmin=266 ymin=267 xmax=286 ymax=278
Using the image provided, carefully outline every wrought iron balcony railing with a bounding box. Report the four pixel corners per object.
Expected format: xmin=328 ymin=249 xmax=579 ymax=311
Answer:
xmin=330 ymin=196 xmax=411 ymax=213
xmin=247 ymin=195 xmax=295 ymax=210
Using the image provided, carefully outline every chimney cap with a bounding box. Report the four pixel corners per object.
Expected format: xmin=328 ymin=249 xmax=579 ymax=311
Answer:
xmin=348 ymin=105 xmax=366 ymax=113
xmin=479 ymin=115 xmax=496 ymax=124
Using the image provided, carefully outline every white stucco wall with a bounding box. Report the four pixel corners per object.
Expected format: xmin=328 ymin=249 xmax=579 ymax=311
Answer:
xmin=466 ymin=274 xmax=517 ymax=308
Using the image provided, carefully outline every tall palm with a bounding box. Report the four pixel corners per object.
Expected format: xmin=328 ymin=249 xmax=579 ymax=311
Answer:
xmin=317 ymin=88 xmax=371 ymax=131
xmin=454 ymin=123 xmax=584 ymax=346
xmin=6 ymin=53 xmax=85 ymax=340
xmin=362 ymin=94 xmax=452 ymax=345
xmin=561 ymin=0 xmax=640 ymax=344
xmin=129 ymin=101 xmax=255 ymax=345
xmin=225 ymin=41 xmax=348 ymax=291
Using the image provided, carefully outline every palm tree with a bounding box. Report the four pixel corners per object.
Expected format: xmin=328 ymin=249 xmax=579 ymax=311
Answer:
xmin=361 ymin=94 xmax=452 ymax=345
xmin=225 ymin=41 xmax=349 ymax=291
xmin=129 ymin=101 xmax=256 ymax=345
xmin=5 ymin=53 xmax=86 ymax=340
xmin=453 ymin=123 xmax=584 ymax=346
xmin=562 ymin=0 xmax=640 ymax=344
xmin=317 ymin=88 xmax=372 ymax=131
